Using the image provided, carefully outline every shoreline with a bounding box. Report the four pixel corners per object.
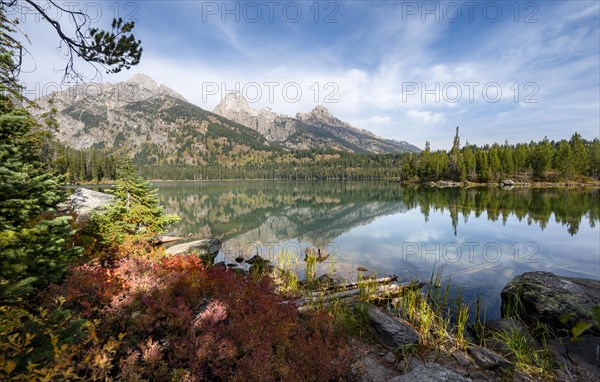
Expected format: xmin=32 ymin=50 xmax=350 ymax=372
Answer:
xmin=413 ymin=179 xmax=600 ymax=189
xmin=62 ymin=178 xmax=600 ymax=188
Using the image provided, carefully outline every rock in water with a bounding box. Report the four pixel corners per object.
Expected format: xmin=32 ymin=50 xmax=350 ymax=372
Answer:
xmin=317 ymin=273 xmax=344 ymax=287
xmin=207 ymin=238 xmax=222 ymax=255
xmin=245 ymin=254 xmax=269 ymax=265
xmin=501 ymin=272 xmax=600 ymax=336
xmin=60 ymin=188 xmax=114 ymax=221
xmin=246 ymin=255 xmax=272 ymax=274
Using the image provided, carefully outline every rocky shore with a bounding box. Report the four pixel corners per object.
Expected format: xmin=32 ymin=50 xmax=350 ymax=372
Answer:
xmin=58 ymin=187 xmax=114 ymax=221
xmin=418 ymin=179 xmax=600 ymax=189
xmin=349 ymin=271 xmax=599 ymax=382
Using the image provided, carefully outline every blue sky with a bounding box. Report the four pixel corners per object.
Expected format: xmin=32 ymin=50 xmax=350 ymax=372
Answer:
xmin=14 ymin=0 xmax=600 ymax=149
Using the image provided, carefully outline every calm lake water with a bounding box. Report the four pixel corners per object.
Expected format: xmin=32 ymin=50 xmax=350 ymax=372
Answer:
xmin=74 ymin=181 xmax=600 ymax=319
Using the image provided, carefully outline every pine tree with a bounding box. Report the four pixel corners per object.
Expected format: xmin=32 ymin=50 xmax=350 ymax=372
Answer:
xmin=500 ymin=141 xmax=515 ymax=176
xmin=513 ymin=143 xmax=529 ymax=177
xmin=462 ymin=145 xmax=477 ymax=181
xmin=589 ymin=138 xmax=600 ymax=180
xmin=92 ymin=157 xmax=180 ymax=245
xmin=489 ymin=144 xmax=502 ymax=181
xmin=570 ymin=133 xmax=590 ymax=177
xmin=419 ymin=141 xmax=433 ymax=181
xmin=555 ymin=140 xmax=574 ymax=180
xmin=0 ymin=16 xmax=80 ymax=303
xmin=449 ymin=127 xmax=462 ymax=181
xmin=531 ymin=138 xmax=554 ymax=180
xmin=475 ymin=149 xmax=491 ymax=182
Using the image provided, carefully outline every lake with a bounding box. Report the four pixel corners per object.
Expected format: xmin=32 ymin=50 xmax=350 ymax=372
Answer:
xmin=153 ymin=181 xmax=600 ymax=319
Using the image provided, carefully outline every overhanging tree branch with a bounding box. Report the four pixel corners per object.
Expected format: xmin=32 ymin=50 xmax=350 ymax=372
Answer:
xmin=2 ymin=0 xmax=142 ymax=80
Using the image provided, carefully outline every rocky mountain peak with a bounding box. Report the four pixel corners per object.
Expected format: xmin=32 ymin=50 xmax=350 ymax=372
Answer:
xmin=121 ymin=74 xmax=187 ymax=102
xmin=34 ymin=73 xmax=419 ymax=155
xmin=311 ymin=105 xmax=334 ymax=118
xmin=212 ymin=93 xmax=290 ymax=140
xmin=296 ymin=105 xmax=349 ymax=129
xmin=213 ymin=97 xmax=420 ymax=153
xmin=214 ymin=92 xmax=253 ymax=114
xmin=126 ymin=73 xmax=159 ymax=91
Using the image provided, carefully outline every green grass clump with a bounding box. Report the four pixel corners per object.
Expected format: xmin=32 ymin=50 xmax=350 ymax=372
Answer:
xmin=274 ymin=250 xmax=301 ymax=293
xmin=328 ymin=299 xmax=370 ymax=337
xmin=491 ymin=325 xmax=554 ymax=377
xmin=496 ymin=283 xmax=555 ymax=377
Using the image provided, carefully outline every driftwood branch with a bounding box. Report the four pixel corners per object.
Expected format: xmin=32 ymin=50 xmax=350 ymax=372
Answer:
xmin=307 ymin=276 xmax=399 ymax=296
xmin=297 ymin=281 xmax=425 ymax=309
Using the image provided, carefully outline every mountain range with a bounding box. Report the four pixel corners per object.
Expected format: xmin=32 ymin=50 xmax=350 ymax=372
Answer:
xmin=32 ymin=74 xmax=419 ymax=166
xmin=213 ymin=92 xmax=419 ymax=153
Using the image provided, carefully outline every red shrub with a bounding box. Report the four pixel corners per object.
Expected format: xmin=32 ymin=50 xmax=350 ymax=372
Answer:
xmin=49 ymin=259 xmax=119 ymax=317
xmin=50 ymin=244 xmax=351 ymax=381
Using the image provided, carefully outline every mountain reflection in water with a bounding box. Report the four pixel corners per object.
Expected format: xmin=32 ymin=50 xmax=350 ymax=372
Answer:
xmin=154 ymin=181 xmax=599 ymax=319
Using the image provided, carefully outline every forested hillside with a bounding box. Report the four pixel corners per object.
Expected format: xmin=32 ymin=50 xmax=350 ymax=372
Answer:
xmin=401 ymin=129 xmax=600 ymax=183
xmin=48 ymin=129 xmax=599 ymax=183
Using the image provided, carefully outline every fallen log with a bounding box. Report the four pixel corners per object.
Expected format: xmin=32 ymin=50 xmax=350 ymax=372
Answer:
xmin=297 ymin=281 xmax=425 ymax=308
xmin=297 ymin=285 xmax=425 ymax=313
xmin=307 ymin=275 xmax=399 ymax=296
xmin=152 ymin=235 xmax=184 ymax=244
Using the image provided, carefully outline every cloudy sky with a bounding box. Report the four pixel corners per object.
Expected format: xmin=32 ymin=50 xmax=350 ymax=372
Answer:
xmin=12 ymin=0 xmax=600 ymax=149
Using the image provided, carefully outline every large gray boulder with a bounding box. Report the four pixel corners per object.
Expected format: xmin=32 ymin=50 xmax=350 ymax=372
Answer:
xmin=501 ymin=272 xmax=600 ymax=336
xmin=60 ymin=188 xmax=114 ymax=221
xmin=165 ymin=238 xmax=222 ymax=264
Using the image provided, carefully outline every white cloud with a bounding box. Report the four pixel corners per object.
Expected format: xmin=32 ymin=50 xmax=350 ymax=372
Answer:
xmin=367 ymin=115 xmax=391 ymax=125
xmin=406 ymin=110 xmax=447 ymax=125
